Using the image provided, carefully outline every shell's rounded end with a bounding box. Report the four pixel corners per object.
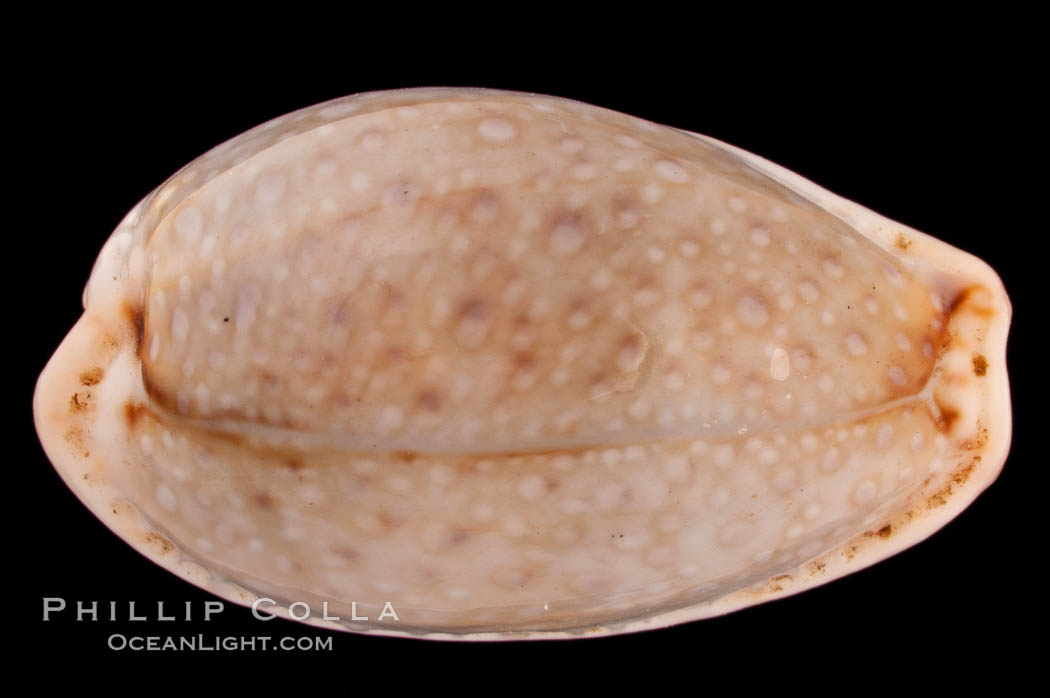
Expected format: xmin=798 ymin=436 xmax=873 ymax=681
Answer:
xmin=686 ymin=129 xmax=1013 ymax=599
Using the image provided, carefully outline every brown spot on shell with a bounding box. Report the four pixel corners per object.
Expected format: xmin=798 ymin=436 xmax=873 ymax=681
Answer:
xmin=64 ymin=426 xmax=89 ymax=458
xmin=417 ymin=389 xmax=442 ymax=411
xmin=123 ymin=401 xmax=150 ymax=429
xmin=961 ymin=425 xmax=990 ymax=452
xmin=895 ymin=234 xmax=912 ymax=251
xmin=123 ymin=300 xmax=144 ymax=350
xmin=932 ymin=397 xmax=961 ymax=433
xmin=70 ymin=392 xmax=91 ymax=412
xmin=973 ymin=353 xmax=988 ymax=376
xmin=949 ymin=286 xmax=998 ymax=320
xmin=458 ymin=299 xmax=487 ymax=326
xmin=79 ymin=367 xmax=103 ymax=386
xmin=332 ymin=546 xmax=360 ymax=562
xmin=925 ymin=457 xmax=980 ymax=509
xmin=144 ymin=531 xmax=175 ymax=555
xmin=448 ymin=529 xmax=471 ymax=546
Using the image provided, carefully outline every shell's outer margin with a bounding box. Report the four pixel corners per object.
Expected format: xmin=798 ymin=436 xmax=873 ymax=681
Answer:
xmin=33 ymin=88 xmax=1011 ymax=640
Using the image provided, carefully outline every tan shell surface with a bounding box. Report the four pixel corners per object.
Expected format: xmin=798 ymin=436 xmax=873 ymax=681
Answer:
xmin=34 ymin=88 xmax=1011 ymax=638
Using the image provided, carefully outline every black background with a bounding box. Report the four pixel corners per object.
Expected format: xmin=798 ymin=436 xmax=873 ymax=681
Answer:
xmin=14 ymin=27 xmax=1035 ymax=677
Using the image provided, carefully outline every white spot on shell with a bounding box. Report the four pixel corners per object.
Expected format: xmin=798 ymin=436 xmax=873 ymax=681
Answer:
xmin=876 ymin=424 xmax=894 ymax=448
xmin=518 ymin=475 xmax=545 ymax=500
xmin=737 ymin=295 xmax=769 ymax=328
xmin=885 ymin=264 xmax=906 ymax=287
xmin=571 ymin=163 xmax=597 ymax=180
xmin=823 ymin=258 xmax=844 ymax=279
xmin=559 ymin=137 xmax=584 ymax=154
xmin=845 ymin=332 xmax=868 ymax=356
xmin=361 ymin=132 xmax=385 ymax=150
xmin=853 ymin=479 xmax=878 ymax=504
xmin=549 ymin=219 xmax=585 ymax=257
xmin=749 ymin=227 xmax=770 ymax=247
xmin=680 ymin=241 xmax=700 ymax=258
xmin=822 ymin=447 xmax=840 ymax=472
xmin=174 ymin=206 xmax=203 ymax=240
xmin=641 ymin=184 xmax=664 ymax=203
xmin=719 ymin=521 xmax=753 ymax=547
xmin=156 ymin=484 xmax=177 ymax=512
xmin=351 ymin=172 xmax=371 ymax=192
xmin=255 ymin=172 xmax=286 ymax=204
xmin=692 ymin=331 xmax=713 ymax=350
xmin=689 ymin=288 xmax=713 ymax=309
xmin=664 ymin=455 xmax=689 ymax=481
xmin=627 ymin=399 xmax=651 ymax=420
xmin=770 ymin=347 xmax=790 ymax=381
xmin=478 ymin=118 xmax=516 ymax=142
xmin=711 ymin=363 xmax=731 ymax=385
xmin=798 ymin=281 xmax=820 ymax=303
xmin=591 ymin=268 xmax=613 ymax=291
xmin=377 ymin=406 xmax=404 ymax=434
xmin=634 ymin=288 xmax=660 ymax=306
xmin=654 ymin=159 xmax=688 ymax=182
xmin=171 ymin=308 xmax=189 ymax=343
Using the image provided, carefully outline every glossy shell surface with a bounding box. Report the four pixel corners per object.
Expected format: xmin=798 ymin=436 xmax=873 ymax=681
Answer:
xmin=33 ymin=88 xmax=1012 ymax=639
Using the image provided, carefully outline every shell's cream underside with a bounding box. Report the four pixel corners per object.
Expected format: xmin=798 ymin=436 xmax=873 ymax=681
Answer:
xmin=34 ymin=88 xmax=1011 ymax=639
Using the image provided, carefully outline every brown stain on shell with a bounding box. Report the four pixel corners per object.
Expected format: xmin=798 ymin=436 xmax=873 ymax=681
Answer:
xmin=70 ymin=392 xmax=91 ymax=412
xmin=79 ymin=367 xmax=104 ymax=386
xmin=144 ymin=531 xmax=175 ymax=555
xmin=123 ymin=401 xmax=152 ymax=429
xmin=123 ymin=300 xmax=144 ymax=351
xmin=63 ymin=425 xmax=89 ymax=458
